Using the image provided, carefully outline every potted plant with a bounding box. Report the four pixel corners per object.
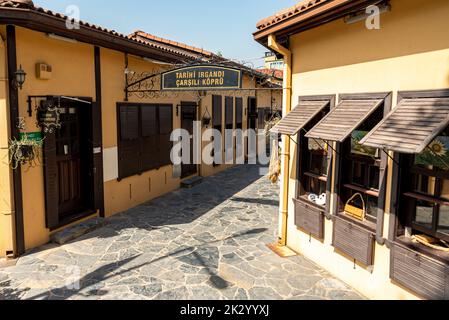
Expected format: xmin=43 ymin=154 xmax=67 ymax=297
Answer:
xmin=8 ymin=134 xmax=44 ymax=170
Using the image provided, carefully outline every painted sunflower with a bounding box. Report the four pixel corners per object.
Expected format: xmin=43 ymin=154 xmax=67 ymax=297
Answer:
xmin=429 ymin=139 xmax=447 ymax=156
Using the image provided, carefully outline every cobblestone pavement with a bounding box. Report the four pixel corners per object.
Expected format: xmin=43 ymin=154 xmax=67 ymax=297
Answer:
xmin=0 ymin=165 xmax=365 ymax=300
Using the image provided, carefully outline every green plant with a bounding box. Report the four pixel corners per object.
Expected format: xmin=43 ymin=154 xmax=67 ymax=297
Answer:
xmin=8 ymin=134 xmax=44 ymax=170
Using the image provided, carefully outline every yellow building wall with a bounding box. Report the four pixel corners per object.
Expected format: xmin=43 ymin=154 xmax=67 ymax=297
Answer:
xmin=14 ymin=27 xmax=96 ymax=251
xmin=285 ymin=0 xmax=449 ymax=300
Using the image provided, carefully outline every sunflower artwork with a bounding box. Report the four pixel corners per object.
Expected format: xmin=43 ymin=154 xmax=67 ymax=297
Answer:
xmin=351 ymin=130 xmax=379 ymax=157
xmin=416 ymin=136 xmax=449 ymax=170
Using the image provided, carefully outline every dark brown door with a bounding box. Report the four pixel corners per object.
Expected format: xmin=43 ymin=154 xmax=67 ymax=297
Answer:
xmin=55 ymin=103 xmax=89 ymax=219
xmin=43 ymin=98 xmax=95 ymax=230
xmin=181 ymin=103 xmax=197 ymax=178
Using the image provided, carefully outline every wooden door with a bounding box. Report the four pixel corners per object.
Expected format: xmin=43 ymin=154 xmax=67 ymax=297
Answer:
xmin=181 ymin=103 xmax=197 ymax=178
xmin=44 ymin=98 xmax=95 ymax=229
xmin=55 ymin=104 xmax=85 ymax=218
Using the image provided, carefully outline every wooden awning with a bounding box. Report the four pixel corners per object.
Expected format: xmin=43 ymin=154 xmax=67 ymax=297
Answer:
xmin=270 ymin=100 xmax=330 ymax=136
xmin=360 ymin=98 xmax=449 ymax=154
xmin=305 ymin=99 xmax=383 ymax=142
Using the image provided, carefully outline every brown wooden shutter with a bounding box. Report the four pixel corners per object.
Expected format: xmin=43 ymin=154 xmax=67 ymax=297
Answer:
xmin=213 ymin=95 xmax=222 ymax=127
xmin=235 ymin=97 xmax=243 ymax=128
xmin=306 ymin=99 xmax=384 ymax=142
xmin=271 ymin=100 xmax=330 ymax=135
xmin=120 ymin=105 xmax=139 ymax=140
xmin=212 ymin=96 xmax=223 ymax=166
xmin=158 ymin=105 xmax=173 ymax=167
xmin=361 ymin=97 xmax=449 ymax=154
xmin=141 ymin=106 xmax=159 ymax=171
xmin=118 ymin=105 xmax=141 ymax=179
xmin=43 ymin=131 xmax=59 ymax=229
xmin=258 ymin=108 xmax=266 ymax=129
xmin=91 ymin=101 xmax=104 ymax=214
xmin=225 ymin=97 xmax=234 ymax=126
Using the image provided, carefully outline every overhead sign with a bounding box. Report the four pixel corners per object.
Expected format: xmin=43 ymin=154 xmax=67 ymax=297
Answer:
xmin=162 ymin=65 xmax=242 ymax=91
xmin=37 ymin=99 xmax=62 ymax=134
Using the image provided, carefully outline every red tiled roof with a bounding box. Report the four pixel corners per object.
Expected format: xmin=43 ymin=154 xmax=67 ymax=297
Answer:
xmin=0 ymin=0 xmax=281 ymax=85
xmin=0 ymin=0 xmax=199 ymax=60
xmin=256 ymin=69 xmax=283 ymax=80
xmin=256 ymin=0 xmax=331 ymax=31
xmin=132 ymin=30 xmax=214 ymax=57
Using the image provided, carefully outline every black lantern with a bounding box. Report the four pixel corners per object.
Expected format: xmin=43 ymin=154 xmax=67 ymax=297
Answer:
xmin=202 ymin=108 xmax=212 ymax=128
xmin=14 ymin=65 xmax=26 ymax=90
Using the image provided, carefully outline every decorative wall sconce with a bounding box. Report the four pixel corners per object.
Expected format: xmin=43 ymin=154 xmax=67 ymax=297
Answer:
xmin=13 ymin=65 xmax=26 ymax=90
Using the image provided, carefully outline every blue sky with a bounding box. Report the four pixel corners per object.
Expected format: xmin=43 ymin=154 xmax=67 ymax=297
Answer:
xmin=33 ymin=0 xmax=298 ymax=68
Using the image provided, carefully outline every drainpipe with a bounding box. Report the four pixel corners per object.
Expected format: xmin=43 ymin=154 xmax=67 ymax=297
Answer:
xmin=268 ymin=35 xmax=292 ymax=246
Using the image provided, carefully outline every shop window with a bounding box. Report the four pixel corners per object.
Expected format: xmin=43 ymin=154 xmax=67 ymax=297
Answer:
xmin=304 ymin=138 xmax=328 ymax=198
xmin=296 ymin=107 xmax=331 ymax=206
xmin=340 ymin=105 xmax=384 ymax=225
xmin=117 ymin=103 xmax=173 ymax=180
xmin=401 ymin=128 xmax=449 ymax=242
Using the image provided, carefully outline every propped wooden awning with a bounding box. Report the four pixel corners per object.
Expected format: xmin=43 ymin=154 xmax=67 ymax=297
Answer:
xmin=270 ymin=100 xmax=330 ymax=136
xmin=360 ymin=98 xmax=449 ymax=154
xmin=305 ymin=99 xmax=384 ymax=142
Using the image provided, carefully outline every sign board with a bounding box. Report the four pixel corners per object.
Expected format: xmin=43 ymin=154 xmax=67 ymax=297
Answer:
xmin=37 ymin=100 xmax=61 ymax=134
xmin=162 ymin=65 xmax=242 ymax=91
xmin=20 ymin=132 xmax=43 ymax=142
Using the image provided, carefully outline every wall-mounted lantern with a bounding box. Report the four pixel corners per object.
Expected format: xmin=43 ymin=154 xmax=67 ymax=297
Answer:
xmin=13 ymin=65 xmax=26 ymax=90
xmin=202 ymin=108 xmax=211 ymax=128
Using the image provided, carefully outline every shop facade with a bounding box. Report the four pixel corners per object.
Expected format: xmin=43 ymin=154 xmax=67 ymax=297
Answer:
xmin=255 ymin=0 xmax=449 ymax=300
xmin=0 ymin=0 xmax=281 ymax=258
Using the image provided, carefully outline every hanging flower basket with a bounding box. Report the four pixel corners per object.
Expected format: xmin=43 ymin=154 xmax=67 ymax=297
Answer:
xmin=8 ymin=134 xmax=44 ymax=170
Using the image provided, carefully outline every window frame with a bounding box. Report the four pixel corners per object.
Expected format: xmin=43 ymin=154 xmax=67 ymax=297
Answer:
xmin=335 ymin=92 xmax=392 ymax=231
xmin=295 ymin=94 xmax=335 ymax=214
xmin=116 ymin=102 xmax=173 ymax=180
xmin=388 ymin=89 xmax=449 ymax=263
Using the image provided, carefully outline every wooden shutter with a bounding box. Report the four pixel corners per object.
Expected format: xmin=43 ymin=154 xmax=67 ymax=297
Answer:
xmin=212 ymin=96 xmax=223 ymax=166
xmin=43 ymin=131 xmax=59 ymax=229
xmin=225 ymin=97 xmax=234 ymax=126
xmin=271 ymin=100 xmax=330 ymax=135
xmin=120 ymin=106 xmax=139 ymax=140
xmin=235 ymin=97 xmax=243 ymax=128
xmin=118 ymin=105 xmax=141 ymax=179
xmin=258 ymin=108 xmax=266 ymax=129
xmin=158 ymin=105 xmax=173 ymax=167
xmin=391 ymin=242 xmax=449 ymax=300
xmin=294 ymin=198 xmax=325 ymax=240
xmin=361 ymin=97 xmax=449 ymax=154
xmin=141 ymin=106 xmax=158 ymax=171
xmin=306 ymin=99 xmax=384 ymax=142
xmin=332 ymin=216 xmax=375 ymax=266
xmin=213 ymin=95 xmax=222 ymax=127
xmin=91 ymin=101 xmax=104 ymax=214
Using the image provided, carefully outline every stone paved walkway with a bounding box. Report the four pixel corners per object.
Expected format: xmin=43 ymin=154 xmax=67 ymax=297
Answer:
xmin=0 ymin=165 xmax=365 ymax=300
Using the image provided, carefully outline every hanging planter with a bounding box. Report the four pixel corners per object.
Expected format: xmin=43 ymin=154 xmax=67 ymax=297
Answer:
xmin=8 ymin=133 xmax=44 ymax=170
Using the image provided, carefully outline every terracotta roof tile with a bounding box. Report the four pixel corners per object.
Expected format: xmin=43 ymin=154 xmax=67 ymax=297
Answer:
xmin=0 ymin=0 xmax=199 ymax=59
xmin=132 ymin=30 xmax=214 ymax=57
xmin=256 ymin=69 xmax=283 ymax=79
xmin=256 ymin=0 xmax=331 ymax=31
